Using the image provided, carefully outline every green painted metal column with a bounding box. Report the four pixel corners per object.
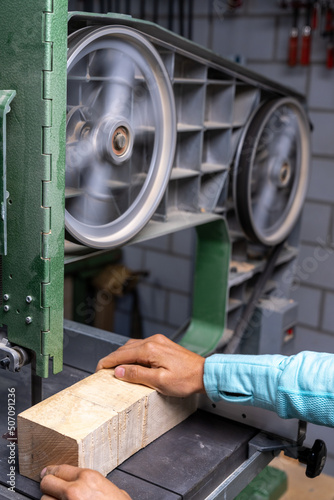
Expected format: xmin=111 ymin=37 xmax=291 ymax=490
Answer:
xmin=180 ymin=218 xmax=230 ymax=355
xmin=0 ymin=1 xmax=68 ymax=376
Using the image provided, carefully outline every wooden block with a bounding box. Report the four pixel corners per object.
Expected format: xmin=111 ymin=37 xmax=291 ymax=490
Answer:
xmin=18 ymin=369 xmax=197 ymax=481
xmin=143 ymin=391 xmax=198 ymax=447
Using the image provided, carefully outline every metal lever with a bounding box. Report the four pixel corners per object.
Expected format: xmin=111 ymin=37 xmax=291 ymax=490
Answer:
xmin=249 ymin=432 xmax=327 ymax=479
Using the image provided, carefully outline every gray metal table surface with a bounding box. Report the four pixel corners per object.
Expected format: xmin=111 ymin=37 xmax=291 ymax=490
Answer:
xmin=0 ymin=359 xmax=270 ymax=499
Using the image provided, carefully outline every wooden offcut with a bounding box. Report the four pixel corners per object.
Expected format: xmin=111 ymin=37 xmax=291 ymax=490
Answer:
xmin=18 ymin=369 xmax=197 ymax=481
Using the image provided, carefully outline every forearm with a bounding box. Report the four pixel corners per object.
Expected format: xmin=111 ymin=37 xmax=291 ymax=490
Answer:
xmin=204 ymin=351 xmax=334 ymax=427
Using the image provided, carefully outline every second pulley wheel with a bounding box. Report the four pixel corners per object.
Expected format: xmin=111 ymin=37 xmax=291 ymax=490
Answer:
xmin=234 ymin=97 xmax=310 ymax=246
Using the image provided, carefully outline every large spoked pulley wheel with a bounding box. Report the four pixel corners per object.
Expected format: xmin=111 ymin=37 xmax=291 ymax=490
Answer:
xmin=234 ymin=97 xmax=310 ymax=246
xmin=65 ymin=26 xmax=176 ymax=248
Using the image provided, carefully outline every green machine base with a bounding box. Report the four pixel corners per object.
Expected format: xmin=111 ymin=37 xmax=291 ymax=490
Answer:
xmin=236 ymin=466 xmax=288 ymax=500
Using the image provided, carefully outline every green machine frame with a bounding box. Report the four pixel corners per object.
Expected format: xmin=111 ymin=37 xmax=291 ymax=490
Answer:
xmin=0 ymin=1 xmax=67 ymax=377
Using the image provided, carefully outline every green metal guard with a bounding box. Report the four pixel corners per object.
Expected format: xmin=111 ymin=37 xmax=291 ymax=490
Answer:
xmin=180 ymin=218 xmax=230 ymax=355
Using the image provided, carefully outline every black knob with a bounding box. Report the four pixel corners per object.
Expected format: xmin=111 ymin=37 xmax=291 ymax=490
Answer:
xmin=305 ymin=439 xmax=327 ymax=478
xmin=0 ymin=357 xmax=10 ymax=369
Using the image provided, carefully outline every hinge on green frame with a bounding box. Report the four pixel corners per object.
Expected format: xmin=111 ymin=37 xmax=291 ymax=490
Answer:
xmin=44 ymin=0 xmax=54 ymax=14
xmin=35 ymin=0 xmax=66 ymax=377
xmin=0 ymin=90 xmax=16 ymax=256
xmin=41 ymin=0 xmax=53 ymax=332
xmin=41 ymin=6 xmax=53 ymax=368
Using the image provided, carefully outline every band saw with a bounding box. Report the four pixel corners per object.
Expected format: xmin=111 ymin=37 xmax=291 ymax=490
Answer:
xmin=0 ymin=2 xmax=327 ymax=498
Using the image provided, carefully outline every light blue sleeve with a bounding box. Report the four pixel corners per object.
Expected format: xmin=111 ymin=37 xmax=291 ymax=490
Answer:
xmin=203 ymin=351 xmax=334 ymax=427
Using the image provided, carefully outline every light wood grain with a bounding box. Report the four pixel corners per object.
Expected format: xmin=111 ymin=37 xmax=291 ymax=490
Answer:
xmin=18 ymin=369 xmax=197 ymax=481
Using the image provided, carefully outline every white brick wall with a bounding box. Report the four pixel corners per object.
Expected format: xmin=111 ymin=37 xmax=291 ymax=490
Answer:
xmin=120 ymin=229 xmax=194 ymax=339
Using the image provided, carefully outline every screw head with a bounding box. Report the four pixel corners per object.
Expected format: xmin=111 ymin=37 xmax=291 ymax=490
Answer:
xmin=3 ymin=294 xmax=9 ymax=301
xmin=25 ymin=295 xmax=32 ymax=304
xmin=3 ymin=305 xmax=9 ymax=312
xmin=25 ymin=316 xmax=32 ymax=324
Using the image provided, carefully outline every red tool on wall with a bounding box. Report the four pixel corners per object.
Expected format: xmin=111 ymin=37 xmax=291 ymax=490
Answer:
xmin=287 ymin=1 xmax=312 ymax=66
xmin=326 ymin=34 xmax=334 ymax=67
xmin=284 ymin=1 xmax=334 ymax=68
xmin=325 ymin=1 xmax=333 ymax=31
xmin=301 ymin=1 xmax=312 ymax=65
xmin=324 ymin=2 xmax=334 ymax=67
xmin=311 ymin=1 xmax=319 ymax=29
xmin=288 ymin=3 xmax=300 ymax=65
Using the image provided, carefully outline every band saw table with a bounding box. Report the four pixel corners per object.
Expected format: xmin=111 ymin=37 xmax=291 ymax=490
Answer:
xmin=0 ymin=321 xmax=304 ymax=500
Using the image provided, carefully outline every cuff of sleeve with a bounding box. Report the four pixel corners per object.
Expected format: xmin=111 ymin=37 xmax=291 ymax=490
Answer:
xmin=204 ymin=353 xmax=287 ymax=412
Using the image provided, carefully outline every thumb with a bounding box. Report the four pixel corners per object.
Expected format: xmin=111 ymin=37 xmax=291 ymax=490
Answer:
xmin=114 ymin=365 xmax=161 ymax=391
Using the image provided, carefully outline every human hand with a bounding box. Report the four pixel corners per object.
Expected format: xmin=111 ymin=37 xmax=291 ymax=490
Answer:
xmin=96 ymin=334 xmax=205 ymax=397
xmin=40 ymin=465 xmax=131 ymax=500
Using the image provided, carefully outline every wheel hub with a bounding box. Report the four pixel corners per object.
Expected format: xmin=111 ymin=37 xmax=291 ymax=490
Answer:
xmin=94 ymin=117 xmax=134 ymax=164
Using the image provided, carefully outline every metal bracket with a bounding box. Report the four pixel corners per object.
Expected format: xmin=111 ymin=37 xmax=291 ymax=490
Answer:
xmin=0 ymin=90 xmax=15 ymax=256
xmin=0 ymin=337 xmax=30 ymax=372
xmin=248 ymin=432 xmax=295 ymax=457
